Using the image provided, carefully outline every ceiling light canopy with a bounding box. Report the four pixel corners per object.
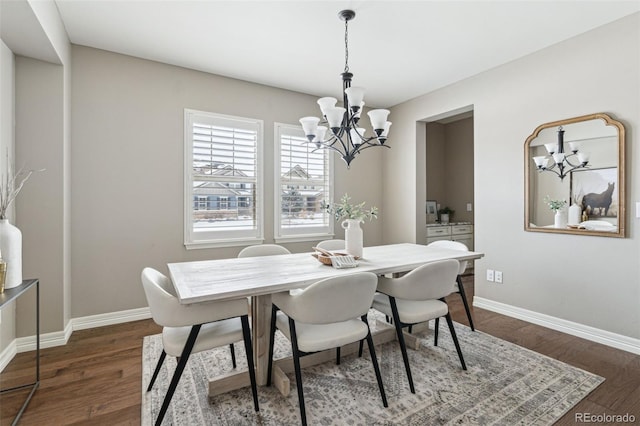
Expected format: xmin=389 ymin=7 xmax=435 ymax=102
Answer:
xmin=299 ymin=10 xmax=391 ymax=168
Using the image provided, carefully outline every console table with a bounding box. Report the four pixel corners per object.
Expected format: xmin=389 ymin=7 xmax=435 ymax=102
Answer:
xmin=0 ymin=279 xmax=40 ymax=426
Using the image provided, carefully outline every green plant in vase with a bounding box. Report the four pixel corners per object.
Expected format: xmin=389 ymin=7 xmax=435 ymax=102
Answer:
xmin=437 ymin=206 xmax=454 ymax=224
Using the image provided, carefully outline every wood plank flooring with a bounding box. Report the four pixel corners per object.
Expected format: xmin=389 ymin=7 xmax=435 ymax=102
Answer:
xmin=1 ymin=276 xmax=638 ymax=425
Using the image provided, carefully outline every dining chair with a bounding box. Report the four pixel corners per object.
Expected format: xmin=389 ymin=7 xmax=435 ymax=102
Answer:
xmin=372 ymin=259 xmax=467 ymax=394
xmin=266 ymin=272 xmax=387 ymax=426
xmin=238 ymin=243 xmax=291 ymax=258
xmin=141 ymin=267 xmax=259 ymax=425
xmin=315 ymin=239 xmax=345 ymax=251
xmin=426 ymin=240 xmax=475 ymax=331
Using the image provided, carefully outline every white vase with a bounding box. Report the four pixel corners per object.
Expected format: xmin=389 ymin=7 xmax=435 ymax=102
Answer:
xmin=568 ymin=203 xmax=581 ymax=226
xmin=440 ymin=213 xmax=450 ymax=224
xmin=342 ymin=219 xmax=363 ymax=258
xmin=0 ymin=219 xmax=22 ymax=289
xmin=554 ymin=210 xmax=567 ymax=229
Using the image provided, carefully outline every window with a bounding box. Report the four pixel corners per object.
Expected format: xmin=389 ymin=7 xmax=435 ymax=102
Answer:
xmin=275 ymin=123 xmax=333 ymax=241
xmin=238 ymin=196 xmax=250 ymax=208
xmin=184 ymin=109 xmax=263 ymax=248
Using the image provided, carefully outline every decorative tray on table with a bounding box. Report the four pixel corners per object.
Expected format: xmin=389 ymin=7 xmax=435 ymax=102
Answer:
xmin=311 ymin=247 xmax=359 ymax=268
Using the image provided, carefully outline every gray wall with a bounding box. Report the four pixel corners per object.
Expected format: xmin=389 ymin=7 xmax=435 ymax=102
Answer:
xmin=0 ymin=40 xmax=15 ymax=351
xmin=426 ymin=117 xmax=474 ymax=224
xmin=386 ymin=13 xmax=640 ymax=339
xmin=69 ymin=46 xmax=384 ymax=318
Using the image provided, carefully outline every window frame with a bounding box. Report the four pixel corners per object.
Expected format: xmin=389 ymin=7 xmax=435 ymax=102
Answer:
xmin=274 ymin=122 xmax=334 ymax=243
xmin=184 ymin=109 xmax=264 ymax=249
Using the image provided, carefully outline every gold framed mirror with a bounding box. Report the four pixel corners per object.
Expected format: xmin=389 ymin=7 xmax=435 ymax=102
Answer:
xmin=525 ymin=113 xmax=625 ymax=237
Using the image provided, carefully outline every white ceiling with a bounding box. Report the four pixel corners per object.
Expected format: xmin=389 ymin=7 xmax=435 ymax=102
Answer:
xmin=52 ymin=0 xmax=640 ymax=108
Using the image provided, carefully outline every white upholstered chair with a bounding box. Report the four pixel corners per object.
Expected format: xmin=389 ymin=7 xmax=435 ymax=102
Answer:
xmin=142 ymin=267 xmax=259 ymax=425
xmin=267 ymin=272 xmax=387 ymax=426
xmin=372 ymin=259 xmax=467 ymax=394
xmin=238 ymin=243 xmax=291 ymax=258
xmin=315 ymin=239 xmax=345 ymax=251
xmin=426 ymin=240 xmax=475 ymax=331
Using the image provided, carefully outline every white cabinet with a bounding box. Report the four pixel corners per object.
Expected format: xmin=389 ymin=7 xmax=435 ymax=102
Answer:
xmin=426 ymin=223 xmax=474 ymax=274
xmin=450 ymin=224 xmax=474 ymax=250
xmin=426 ymin=223 xmax=474 ymax=250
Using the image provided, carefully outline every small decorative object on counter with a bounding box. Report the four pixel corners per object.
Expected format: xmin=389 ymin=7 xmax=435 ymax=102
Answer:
xmin=438 ymin=206 xmax=454 ymax=224
xmin=568 ymin=196 xmax=582 ymax=226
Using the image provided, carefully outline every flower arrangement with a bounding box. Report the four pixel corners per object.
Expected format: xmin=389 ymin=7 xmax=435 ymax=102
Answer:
xmin=323 ymin=194 xmax=378 ymax=222
xmin=544 ymin=195 xmax=566 ymax=212
xmin=0 ymin=154 xmax=43 ymax=220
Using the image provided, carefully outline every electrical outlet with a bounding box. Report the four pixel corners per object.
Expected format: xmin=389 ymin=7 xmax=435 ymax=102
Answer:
xmin=466 ymin=203 xmax=473 ymax=212
xmin=486 ymin=269 xmax=494 ymax=282
xmin=495 ymin=271 xmax=503 ymax=283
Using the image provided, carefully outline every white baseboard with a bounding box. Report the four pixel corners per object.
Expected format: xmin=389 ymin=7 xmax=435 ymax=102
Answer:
xmin=0 ymin=340 xmax=17 ymax=372
xmin=474 ymin=296 xmax=640 ymax=355
xmin=1 ymin=307 xmax=152 ymax=367
xmin=71 ymin=307 xmax=151 ymax=331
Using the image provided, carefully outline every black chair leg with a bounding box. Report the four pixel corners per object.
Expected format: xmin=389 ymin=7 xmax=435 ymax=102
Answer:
xmin=155 ymin=324 xmax=201 ymax=426
xmin=456 ymin=275 xmax=475 ymax=331
xmin=230 ymin=343 xmax=237 ymax=369
xmin=434 ymin=317 xmax=440 ymax=346
xmin=288 ymin=318 xmax=307 ymax=426
xmin=445 ymin=313 xmax=467 ymax=370
xmin=358 ymin=340 xmax=364 ymax=357
xmin=147 ymin=350 xmax=167 ymax=392
xmin=267 ymin=304 xmax=278 ymax=386
xmin=389 ymin=297 xmax=415 ymax=394
xmin=336 ymin=347 xmax=341 ymax=365
xmin=362 ymin=315 xmax=387 ymax=407
xmin=241 ymin=315 xmax=260 ymax=412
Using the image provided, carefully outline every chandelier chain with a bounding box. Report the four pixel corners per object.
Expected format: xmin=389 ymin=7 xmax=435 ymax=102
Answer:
xmin=344 ymin=18 xmax=349 ymax=73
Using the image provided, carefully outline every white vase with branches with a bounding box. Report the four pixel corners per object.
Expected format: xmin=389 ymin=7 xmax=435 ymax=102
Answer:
xmin=0 ymin=158 xmax=41 ymax=289
xmin=324 ymin=194 xmax=378 ymax=258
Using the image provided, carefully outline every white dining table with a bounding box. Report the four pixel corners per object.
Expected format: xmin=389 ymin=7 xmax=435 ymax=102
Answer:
xmin=168 ymin=243 xmax=484 ymax=397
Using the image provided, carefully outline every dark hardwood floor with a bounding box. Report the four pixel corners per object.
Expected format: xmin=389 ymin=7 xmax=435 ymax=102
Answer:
xmin=1 ymin=276 xmax=638 ymax=425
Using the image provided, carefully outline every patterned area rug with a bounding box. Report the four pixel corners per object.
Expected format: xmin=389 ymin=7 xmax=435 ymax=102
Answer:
xmin=141 ymin=313 xmax=603 ymax=425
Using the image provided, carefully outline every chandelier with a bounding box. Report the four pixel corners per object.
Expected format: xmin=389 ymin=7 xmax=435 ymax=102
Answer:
xmin=299 ymin=10 xmax=391 ymax=168
xmin=532 ymin=126 xmax=590 ymax=180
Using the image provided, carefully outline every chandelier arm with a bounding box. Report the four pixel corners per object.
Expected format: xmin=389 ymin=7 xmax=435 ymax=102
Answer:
xmin=308 ymin=142 xmax=343 ymax=155
xmin=354 ymin=143 xmax=391 ymax=154
xmin=563 ymin=153 xmax=581 ymax=168
xmin=566 ymin=164 xmax=590 ymax=175
xmin=317 ymin=134 xmax=351 ymax=155
xmin=539 ymin=168 xmax=562 ymax=179
xmin=332 ymin=132 xmax=352 ymax=155
xmin=357 ymin=137 xmax=384 ymax=147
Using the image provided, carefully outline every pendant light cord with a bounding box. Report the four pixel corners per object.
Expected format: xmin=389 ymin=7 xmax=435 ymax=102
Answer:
xmin=344 ymin=19 xmax=349 ymax=73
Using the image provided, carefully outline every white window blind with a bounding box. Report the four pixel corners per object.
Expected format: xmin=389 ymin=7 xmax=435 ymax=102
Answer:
xmin=185 ymin=109 xmax=263 ymax=248
xmin=275 ymin=123 xmax=333 ymax=241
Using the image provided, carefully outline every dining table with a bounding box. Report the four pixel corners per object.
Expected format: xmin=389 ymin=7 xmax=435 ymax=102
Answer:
xmin=168 ymin=243 xmax=484 ymax=398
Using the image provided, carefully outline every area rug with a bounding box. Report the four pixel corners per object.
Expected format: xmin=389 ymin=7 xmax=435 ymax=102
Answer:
xmin=141 ymin=313 xmax=603 ymax=425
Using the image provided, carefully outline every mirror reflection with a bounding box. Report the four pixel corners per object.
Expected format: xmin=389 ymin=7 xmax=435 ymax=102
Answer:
xmin=525 ymin=113 xmax=625 ymax=237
